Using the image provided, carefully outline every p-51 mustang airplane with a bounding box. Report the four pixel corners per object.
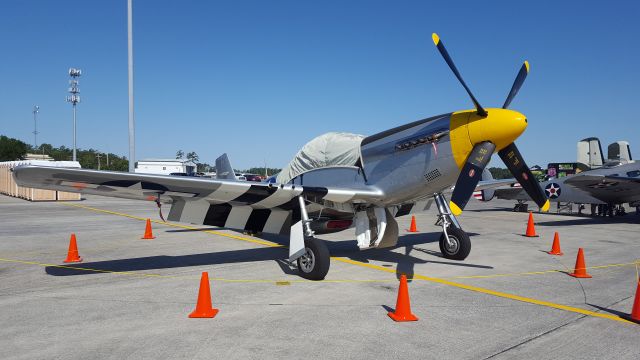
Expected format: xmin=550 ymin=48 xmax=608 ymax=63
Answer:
xmin=13 ymin=34 xmax=549 ymax=280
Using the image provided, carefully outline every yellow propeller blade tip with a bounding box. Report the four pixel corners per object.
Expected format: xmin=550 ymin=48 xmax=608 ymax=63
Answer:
xmin=449 ymin=201 xmax=462 ymax=216
xmin=541 ymin=199 xmax=550 ymax=212
xmin=524 ymin=60 xmax=530 ymax=72
xmin=432 ymin=33 xmax=440 ymax=45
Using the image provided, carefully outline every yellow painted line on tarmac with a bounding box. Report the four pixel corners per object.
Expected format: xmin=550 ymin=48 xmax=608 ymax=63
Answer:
xmin=0 ymin=257 xmax=394 ymax=284
xmin=60 ymin=202 xmax=282 ymax=248
xmin=61 ymin=202 xmax=636 ymax=324
xmin=0 ymin=257 xmax=180 ymax=279
xmin=446 ymin=261 xmax=640 ymax=280
xmin=333 ymin=257 xmax=635 ymax=324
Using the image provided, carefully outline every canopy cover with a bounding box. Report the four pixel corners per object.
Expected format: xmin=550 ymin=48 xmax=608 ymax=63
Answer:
xmin=276 ymin=132 xmax=365 ymax=184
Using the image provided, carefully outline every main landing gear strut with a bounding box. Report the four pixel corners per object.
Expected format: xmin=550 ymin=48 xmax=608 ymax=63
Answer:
xmin=433 ymin=193 xmax=471 ymax=260
xmin=291 ymin=196 xmax=330 ymax=280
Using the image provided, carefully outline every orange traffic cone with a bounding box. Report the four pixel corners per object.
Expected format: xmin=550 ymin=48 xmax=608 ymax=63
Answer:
xmin=141 ymin=218 xmax=155 ymax=239
xmin=622 ymin=279 xmax=640 ymax=324
xmin=524 ymin=212 xmax=539 ymax=237
xmin=568 ymin=248 xmax=592 ymax=278
xmin=388 ymin=274 xmax=418 ymax=322
xmin=407 ymin=216 xmax=418 ymax=233
xmin=63 ymin=233 xmax=82 ymax=263
xmin=189 ymin=272 xmax=219 ymax=318
xmin=547 ymin=232 xmax=563 ymax=255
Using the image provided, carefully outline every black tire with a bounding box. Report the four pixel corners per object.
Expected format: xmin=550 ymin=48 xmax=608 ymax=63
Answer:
xmin=297 ymin=238 xmax=330 ymax=280
xmin=439 ymin=227 xmax=471 ymax=260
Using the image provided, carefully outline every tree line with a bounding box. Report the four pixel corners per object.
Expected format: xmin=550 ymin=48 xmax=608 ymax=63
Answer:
xmin=0 ymin=134 xmax=129 ymax=171
xmin=1 ymin=136 xmax=284 ymax=175
xmin=488 ymin=167 xmax=512 ymax=179
xmin=175 ymin=149 xmax=281 ymax=175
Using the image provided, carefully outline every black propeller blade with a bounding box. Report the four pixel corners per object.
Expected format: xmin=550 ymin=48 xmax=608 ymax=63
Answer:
xmin=450 ymin=141 xmax=496 ymax=215
xmin=432 ymin=33 xmax=487 ymax=117
xmin=502 ymin=61 xmax=530 ymax=109
xmin=498 ymin=142 xmax=550 ymax=211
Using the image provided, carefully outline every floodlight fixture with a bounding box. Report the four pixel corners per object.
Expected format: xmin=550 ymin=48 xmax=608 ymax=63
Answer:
xmin=69 ymin=68 xmax=82 ymax=77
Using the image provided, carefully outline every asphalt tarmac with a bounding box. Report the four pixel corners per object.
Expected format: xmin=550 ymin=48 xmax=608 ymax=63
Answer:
xmin=1 ymin=194 xmax=639 ymax=359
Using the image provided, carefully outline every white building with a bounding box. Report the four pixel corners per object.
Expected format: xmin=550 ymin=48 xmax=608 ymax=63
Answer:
xmin=134 ymin=159 xmax=197 ymax=175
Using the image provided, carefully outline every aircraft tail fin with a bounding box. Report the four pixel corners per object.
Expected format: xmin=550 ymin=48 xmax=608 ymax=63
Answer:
xmin=577 ymin=137 xmax=604 ymax=169
xmin=607 ymin=141 xmax=633 ymax=163
xmin=215 ymin=153 xmax=236 ymax=180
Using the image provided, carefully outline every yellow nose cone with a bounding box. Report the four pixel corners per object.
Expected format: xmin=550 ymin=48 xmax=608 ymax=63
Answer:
xmin=467 ymin=108 xmax=527 ymax=151
xmin=449 ymin=108 xmax=529 ymax=170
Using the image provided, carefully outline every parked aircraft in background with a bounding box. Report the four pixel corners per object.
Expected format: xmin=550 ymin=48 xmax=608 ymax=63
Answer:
xmin=577 ymin=138 xmax=633 ymax=170
xmin=483 ymin=140 xmax=639 ymax=216
xmin=13 ymin=34 xmax=548 ymax=280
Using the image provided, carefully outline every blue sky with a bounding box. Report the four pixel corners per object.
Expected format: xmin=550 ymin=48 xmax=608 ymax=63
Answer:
xmin=1 ymin=0 xmax=638 ymax=169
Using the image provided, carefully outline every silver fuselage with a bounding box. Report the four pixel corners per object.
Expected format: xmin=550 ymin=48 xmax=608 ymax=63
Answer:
xmin=288 ymin=114 xmax=459 ymax=209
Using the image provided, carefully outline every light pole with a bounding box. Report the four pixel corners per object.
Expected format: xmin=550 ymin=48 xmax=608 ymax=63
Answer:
xmin=66 ymin=68 xmax=82 ymax=162
xmin=32 ymin=106 xmax=39 ymax=150
xmin=127 ymin=0 xmax=135 ymax=172
xmin=96 ymin=152 xmax=102 ymax=170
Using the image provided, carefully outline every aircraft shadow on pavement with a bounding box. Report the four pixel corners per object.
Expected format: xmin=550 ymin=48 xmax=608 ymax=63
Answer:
xmin=45 ymin=247 xmax=287 ymax=276
xmin=45 ymin=231 xmax=492 ymax=278
xmin=330 ymin=232 xmax=493 ymax=280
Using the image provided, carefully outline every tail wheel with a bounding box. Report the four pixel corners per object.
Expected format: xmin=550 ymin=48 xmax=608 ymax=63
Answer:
xmin=297 ymin=238 xmax=330 ymax=280
xmin=439 ymin=227 xmax=471 ymax=260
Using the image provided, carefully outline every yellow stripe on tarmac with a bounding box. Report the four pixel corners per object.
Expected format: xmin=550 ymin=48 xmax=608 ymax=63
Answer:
xmin=0 ymin=257 xmax=394 ymax=284
xmin=0 ymin=257 xmax=180 ymax=279
xmin=333 ymin=258 xmax=635 ymax=324
xmin=62 ymin=202 xmax=636 ymax=324
xmin=447 ymin=261 xmax=640 ymax=280
xmin=60 ymin=202 xmax=281 ymax=248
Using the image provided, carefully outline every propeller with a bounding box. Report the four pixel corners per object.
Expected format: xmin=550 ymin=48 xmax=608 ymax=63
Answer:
xmin=498 ymin=143 xmax=549 ymax=211
xmin=432 ymin=33 xmax=487 ymax=117
xmin=432 ymin=33 xmax=550 ymax=215
xmin=496 ymin=60 xmax=548 ymax=210
xmin=449 ymin=141 xmax=496 ymax=215
xmin=502 ymin=61 xmax=529 ymax=109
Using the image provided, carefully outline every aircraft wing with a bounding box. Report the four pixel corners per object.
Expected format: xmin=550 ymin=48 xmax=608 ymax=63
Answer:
xmin=447 ymin=178 xmax=516 ymax=193
xmin=493 ymin=187 xmax=528 ymax=200
xmin=563 ymin=174 xmax=640 ymax=203
xmin=475 ymin=178 xmax=517 ymax=191
xmin=12 ymin=166 xmax=383 ymax=233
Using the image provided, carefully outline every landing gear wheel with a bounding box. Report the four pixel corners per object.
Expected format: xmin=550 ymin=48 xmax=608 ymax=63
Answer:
xmin=439 ymin=227 xmax=471 ymax=260
xmin=297 ymin=238 xmax=330 ymax=280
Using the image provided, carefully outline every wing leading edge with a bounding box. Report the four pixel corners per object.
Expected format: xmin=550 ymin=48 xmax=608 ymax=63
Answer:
xmin=564 ymin=174 xmax=640 ymax=203
xmin=13 ymin=166 xmax=383 ymax=234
